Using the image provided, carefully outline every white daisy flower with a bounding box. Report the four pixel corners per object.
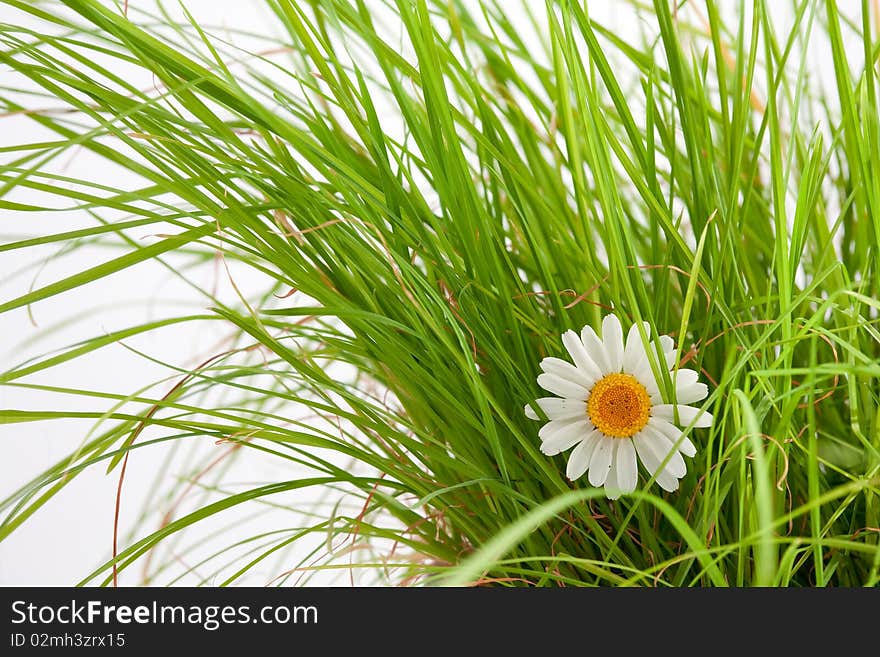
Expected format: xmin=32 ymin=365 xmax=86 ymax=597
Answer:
xmin=525 ymin=314 xmax=712 ymax=499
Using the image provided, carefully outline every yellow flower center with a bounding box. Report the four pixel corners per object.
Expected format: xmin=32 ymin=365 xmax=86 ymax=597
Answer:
xmin=586 ymin=373 xmax=651 ymax=438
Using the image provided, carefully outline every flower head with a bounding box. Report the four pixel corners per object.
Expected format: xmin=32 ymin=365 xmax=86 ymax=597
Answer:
xmin=525 ymin=314 xmax=712 ymax=499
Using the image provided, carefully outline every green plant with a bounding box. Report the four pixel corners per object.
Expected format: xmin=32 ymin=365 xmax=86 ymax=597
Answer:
xmin=1 ymin=0 xmax=879 ymax=586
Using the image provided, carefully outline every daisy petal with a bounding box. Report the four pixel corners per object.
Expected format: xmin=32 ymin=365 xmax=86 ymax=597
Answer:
xmin=637 ymin=370 xmax=662 ymax=400
xmin=623 ymin=321 xmax=651 ymax=374
xmin=632 ymin=433 xmax=681 ymax=491
xmin=615 ymin=438 xmax=638 ymax=494
xmin=539 ymin=417 xmax=578 ymax=440
xmin=660 ymin=335 xmax=677 ymax=368
xmin=653 ymin=404 xmax=713 ymax=428
xmin=654 ymin=467 xmax=680 ymax=492
xmin=648 ymin=417 xmax=697 ymax=457
xmin=673 ymin=368 xmax=699 ymax=388
xmin=525 ymin=404 xmax=540 ymax=420
xmin=601 ymin=314 xmax=624 ymax=373
xmin=537 ymin=373 xmax=589 ymax=400
xmin=677 ymin=435 xmax=697 ymax=457
xmin=639 ymin=424 xmax=687 ymax=478
xmin=540 ymin=357 xmax=594 ymax=388
xmin=624 ymin=329 xmax=663 ymax=399
xmin=632 ymin=429 xmax=686 ymax=479
xmin=675 ymin=383 xmax=709 ymax=404
xmin=633 ymin=359 xmax=660 ymax=396
xmin=525 ymin=397 xmax=587 ymax=421
xmin=632 ymin=431 xmax=662 ymax=474
xmin=580 ymin=324 xmax=611 ymax=374
xmin=604 ymin=442 xmax=621 ymax=499
xmin=588 ymin=435 xmax=615 ymax=487
xmin=566 ymin=431 xmax=600 ymax=480
xmin=676 ymin=382 xmax=708 ymax=404
xmin=542 ymin=427 xmax=591 ymax=456
xmin=539 ymin=418 xmax=589 ymax=449
xmin=562 ymin=330 xmax=603 ymax=383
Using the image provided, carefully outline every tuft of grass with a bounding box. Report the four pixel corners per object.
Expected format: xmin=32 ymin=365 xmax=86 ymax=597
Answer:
xmin=1 ymin=0 xmax=879 ymax=586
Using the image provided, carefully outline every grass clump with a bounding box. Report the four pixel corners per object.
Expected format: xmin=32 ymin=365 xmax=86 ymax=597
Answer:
xmin=1 ymin=0 xmax=879 ymax=586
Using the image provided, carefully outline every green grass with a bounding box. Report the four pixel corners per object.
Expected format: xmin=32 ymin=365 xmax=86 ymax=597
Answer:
xmin=1 ymin=0 xmax=879 ymax=586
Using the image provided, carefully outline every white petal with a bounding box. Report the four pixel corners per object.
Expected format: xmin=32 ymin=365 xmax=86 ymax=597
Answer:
xmin=566 ymin=431 xmax=600 ymax=480
xmin=580 ymin=324 xmax=611 ymax=374
xmin=525 ymin=397 xmax=586 ymax=421
xmin=562 ymin=330 xmax=603 ymax=383
xmin=639 ymin=424 xmax=687 ymax=477
xmin=542 ymin=432 xmax=590 ymax=457
xmin=615 ymin=437 xmax=638 ymax=494
xmin=632 ymin=431 xmax=662 ymax=474
xmin=588 ymin=435 xmax=615 ymax=486
xmin=676 ymin=382 xmax=708 ymax=404
xmin=539 ymin=418 xmax=590 ymax=454
xmin=635 ymin=337 xmax=684 ymax=399
xmin=673 ymin=368 xmax=699 ymax=388
xmin=623 ymin=321 xmax=651 ymax=374
xmin=648 ymin=417 xmax=697 ymax=457
xmin=654 ymin=467 xmax=680 ymax=492
xmin=633 ymin=431 xmax=682 ymax=492
xmin=631 ymin=356 xmax=658 ymax=392
xmin=601 ymin=314 xmax=624 ymax=373
xmin=653 ymin=404 xmax=713 ymax=428
xmin=603 ymin=442 xmax=621 ymax=499
xmin=660 ymin=335 xmax=677 ymax=368
xmin=670 ymin=369 xmax=700 ymax=403
xmin=637 ymin=369 xmax=662 ymax=400
xmin=537 ymin=373 xmax=589 ymax=400
xmin=623 ymin=329 xmax=663 ymax=399
xmin=678 ymin=435 xmax=697 ymax=457
xmin=540 ymin=357 xmax=594 ymax=388
xmin=539 ymin=417 xmax=580 ymax=440
xmin=632 ymin=428 xmax=686 ymax=478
